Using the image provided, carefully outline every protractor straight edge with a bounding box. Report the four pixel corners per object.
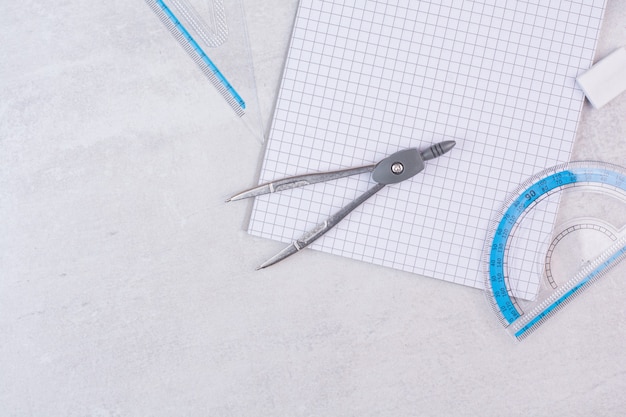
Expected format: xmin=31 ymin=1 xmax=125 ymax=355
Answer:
xmin=484 ymin=161 xmax=626 ymax=341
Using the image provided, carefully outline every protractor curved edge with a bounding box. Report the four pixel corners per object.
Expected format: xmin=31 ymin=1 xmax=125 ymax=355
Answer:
xmin=483 ymin=161 xmax=626 ymax=341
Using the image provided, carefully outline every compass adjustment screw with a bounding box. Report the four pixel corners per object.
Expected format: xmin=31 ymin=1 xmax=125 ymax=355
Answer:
xmin=391 ymin=162 xmax=404 ymax=175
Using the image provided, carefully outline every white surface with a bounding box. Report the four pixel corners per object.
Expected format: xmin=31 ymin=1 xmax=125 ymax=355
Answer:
xmin=1 ymin=1 xmax=625 ymax=416
xmin=249 ymin=0 xmax=605 ymax=294
xmin=577 ymin=46 xmax=626 ymax=108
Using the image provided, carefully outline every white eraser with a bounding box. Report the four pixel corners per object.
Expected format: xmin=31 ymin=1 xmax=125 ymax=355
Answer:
xmin=576 ymin=47 xmax=626 ymax=109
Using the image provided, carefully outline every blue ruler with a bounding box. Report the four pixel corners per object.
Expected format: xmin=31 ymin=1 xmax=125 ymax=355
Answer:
xmin=146 ymin=0 xmax=246 ymax=116
xmin=485 ymin=162 xmax=626 ymax=341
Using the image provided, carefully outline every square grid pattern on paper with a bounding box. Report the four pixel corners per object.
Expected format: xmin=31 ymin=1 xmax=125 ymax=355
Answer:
xmin=248 ymin=0 xmax=606 ymax=293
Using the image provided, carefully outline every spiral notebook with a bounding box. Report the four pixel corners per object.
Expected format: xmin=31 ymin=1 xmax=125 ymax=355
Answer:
xmin=248 ymin=0 xmax=606 ymax=289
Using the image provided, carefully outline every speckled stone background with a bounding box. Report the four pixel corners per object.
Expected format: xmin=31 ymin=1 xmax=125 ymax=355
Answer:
xmin=1 ymin=1 xmax=624 ymax=416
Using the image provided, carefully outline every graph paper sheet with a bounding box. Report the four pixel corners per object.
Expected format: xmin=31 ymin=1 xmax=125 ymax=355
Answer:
xmin=248 ymin=0 xmax=606 ymax=290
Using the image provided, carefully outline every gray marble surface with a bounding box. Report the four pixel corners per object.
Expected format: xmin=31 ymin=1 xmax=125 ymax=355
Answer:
xmin=1 ymin=1 xmax=625 ymax=416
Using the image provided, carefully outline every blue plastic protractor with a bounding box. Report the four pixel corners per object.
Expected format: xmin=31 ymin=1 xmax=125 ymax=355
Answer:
xmin=484 ymin=161 xmax=626 ymax=341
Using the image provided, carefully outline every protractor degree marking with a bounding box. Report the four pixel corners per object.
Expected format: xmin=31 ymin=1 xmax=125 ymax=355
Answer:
xmin=544 ymin=223 xmax=618 ymax=289
xmin=487 ymin=164 xmax=626 ymax=330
